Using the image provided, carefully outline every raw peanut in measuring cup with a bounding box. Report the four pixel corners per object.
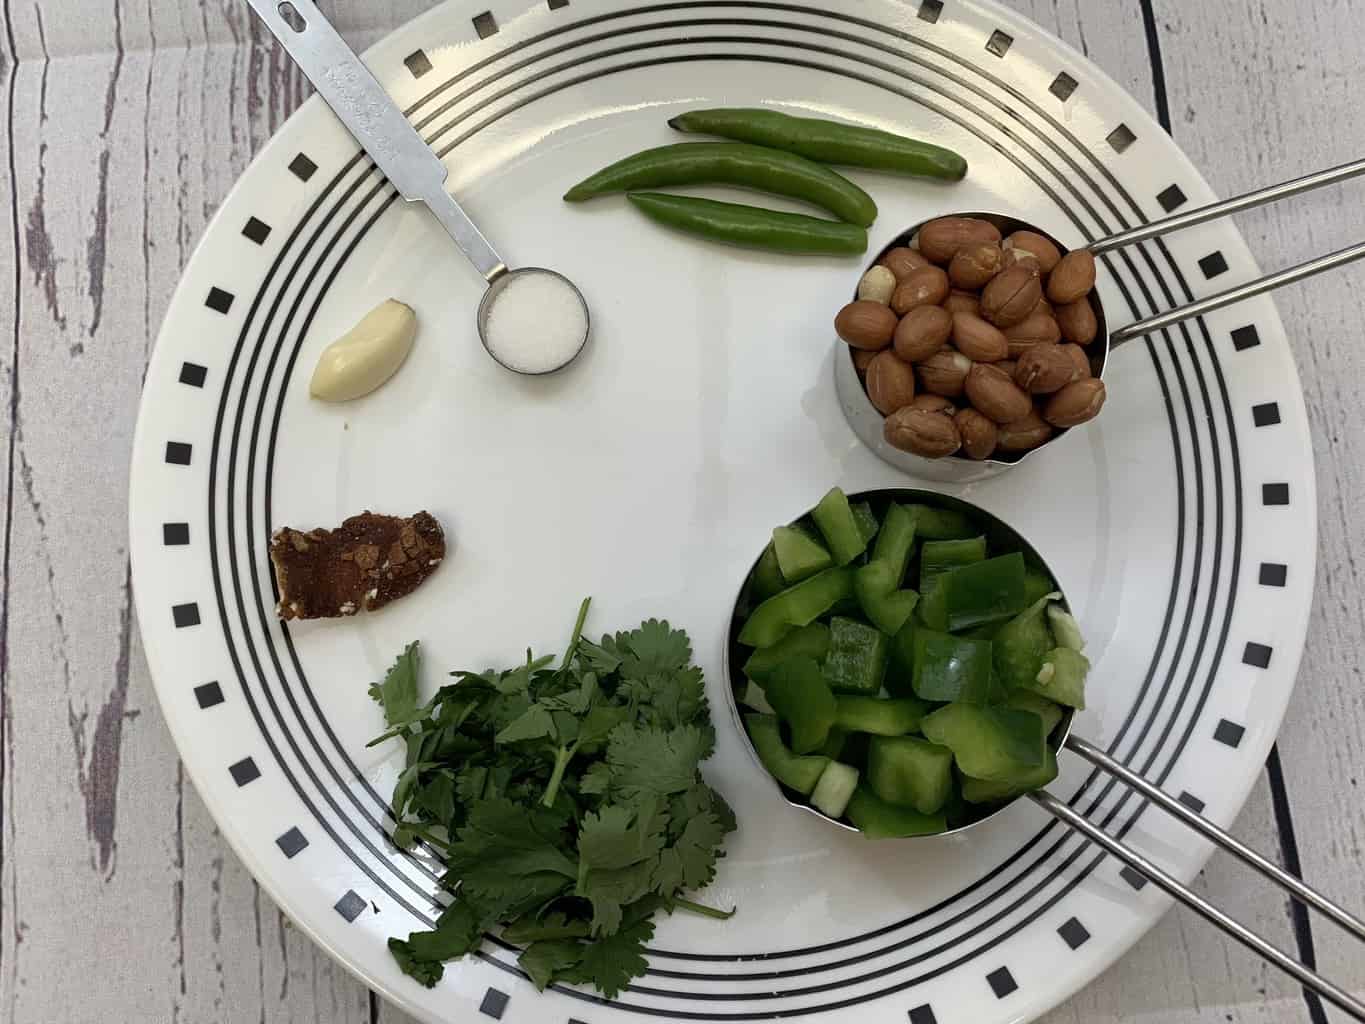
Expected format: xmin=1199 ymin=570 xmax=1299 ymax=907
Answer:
xmin=999 ymin=247 xmax=1042 ymax=275
xmin=1059 ymin=344 xmax=1092 ymax=380
xmin=894 ymin=305 xmax=953 ymax=363
xmin=948 ymin=243 xmax=1003 ymax=289
xmin=909 ymin=394 xmax=957 ymax=416
xmin=1055 ymin=298 xmax=1099 ymax=345
xmin=852 ymin=348 xmax=878 ymax=374
xmin=917 ymin=217 xmax=1002 ymax=263
xmin=884 ymin=406 xmax=962 ymax=458
xmin=858 ymin=265 xmax=898 ymax=305
xmin=917 ymin=349 xmax=973 ymax=397
xmin=954 ymin=408 xmax=998 ymax=461
xmin=1003 ymin=231 xmax=1062 ymax=273
xmin=997 ymin=410 xmax=1055 ymax=452
xmin=865 ymin=351 xmax=918 ymax=415
xmin=981 ymin=265 xmax=1043 ymax=328
xmin=1045 ymin=378 xmax=1108 ymax=427
xmin=879 ymin=246 xmax=932 ymax=279
xmin=965 ymin=363 xmax=1033 ymax=423
xmin=951 ymin=312 xmax=1009 ymax=363
xmin=1014 ymin=345 xmax=1079 ymax=394
xmin=836 ymin=300 xmax=898 ymax=350
xmin=944 ymin=289 xmax=982 ymax=316
xmin=1004 ymin=312 xmax=1062 ymax=357
xmin=891 ymin=266 xmax=950 ymax=314
xmin=1047 ymin=249 xmax=1098 ymax=304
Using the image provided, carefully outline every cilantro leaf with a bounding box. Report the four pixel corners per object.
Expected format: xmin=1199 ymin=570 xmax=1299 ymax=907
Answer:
xmin=659 ymin=811 xmax=727 ymax=891
xmin=387 ymin=898 xmax=482 ymax=988
xmin=501 ymin=912 xmax=589 ymax=944
xmin=518 ymin=939 xmax=585 ymax=990
xmin=370 ymin=642 xmax=421 ymax=727
xmin=606 ymin=725 xmax=716 ymax=799
xmin=578 ymin=801 xmax=667 ymax=872
xmin=580 ymin=861 xmax=654 ymax=937
xmin=495 ymin=704 xmax=556 ymax=744
xmin=388 ymin=938 xmax=445 ymax=988
xmin=619 ymin=620 xmax=692 ymax=676
xmin=449 ymin=799 xmax=577 ymax=921
xmin=561 ymin=914 xmax=654 ymax=998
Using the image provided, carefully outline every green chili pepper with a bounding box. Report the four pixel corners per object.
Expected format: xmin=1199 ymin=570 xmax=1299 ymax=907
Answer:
xmin=669 ymin=107 xmax=968 ymax=182
xmin=564 ymin=142 xmax=878 ymax=227
xmin=626 ymin=193 xmax=868 ymax=256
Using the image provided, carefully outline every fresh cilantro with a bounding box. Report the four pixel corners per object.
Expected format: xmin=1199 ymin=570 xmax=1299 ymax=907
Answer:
xmin=369 ymin=599 xmax=735 ymax=999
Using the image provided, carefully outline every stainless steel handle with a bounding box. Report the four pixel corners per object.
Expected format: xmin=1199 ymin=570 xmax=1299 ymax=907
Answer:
xmin=244 ymin=0 xmax=507 ymax=282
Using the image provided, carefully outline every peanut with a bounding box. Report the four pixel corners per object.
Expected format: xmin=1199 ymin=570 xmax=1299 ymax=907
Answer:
xmin=997 ymin=411 xmax=1055 ymax=452
xmin=948 ymin=243 xmax=1003 ymax=290
xmin=865 ymin=351 xmax=918 ymax=415
xmin=310 ymin=299 xmax=417 ymax=402
xmin=943 ymin=289 xmax=982 ymax=316
xmin=1045 ymin=378 xmax=1107 ymax=427
xmin=891 ymin=266 xmax=951 ymax=315
xmin=884 ymin=407 xmax=962 ymax=458
xmin=1056 ymin=298 xmax=1099 ymax=345
xmin=1047 ymin=249 xmax=1097 ymax=304
xmin=879 ymin=246 xmax=932 ymax=280
xmin=852 ymin=348 xmax=878 ymax=374
xmin=955 ymin=408 xmax=998 ymax=461
xmin=835 ymin=300 xmax=898 ymax=350
xmin=857 ymin=265 xmax=898 ymax=305
xmin=1004 ymin=312 xmax=1062 ymax=358
xmin=909 ymin=394 xmax=958 ymax=416
xmin=894 ymin=305 xmax=953 ymax=363
xmin=917 ymin=217 xmax=1002 ymax=264
xmin=965 ymin=363 xmax=1034 ymax=423
xmin=1059 ymin=344 xmax=1092 ymax=380
xmin=951 ymin=312 xmax=1009 ymax=363
xmin=1014 ymin=344 xmax=1080 ymax=394
xmin=1003 ymin=231 xmax=1062 ymax=273
xmin=917 ymin=349 xmax=973 ymax=397
xmin=999 ymin=247 xmax=1042 ymax=275
xmin=981 ymin=266 xmax=1043 ymax=328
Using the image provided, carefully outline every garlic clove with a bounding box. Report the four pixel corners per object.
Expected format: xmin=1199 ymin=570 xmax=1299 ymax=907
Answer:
xmin=309 ymin=299 xmax=417 ymax=402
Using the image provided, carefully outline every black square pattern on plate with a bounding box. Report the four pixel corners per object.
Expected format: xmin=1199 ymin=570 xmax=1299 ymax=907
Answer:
xmin=1262 ymin=483 xmax=1290 ymax=506
xmin=1199 ymin=251 xmax=1229 ymax=279
xmin=179 ymin=362 xmax=207 ymax=388
xmin=548 ymin=0 xmax=570 ymax=7
xmin=479 ymin=987 xmax=510 ymax=1019
xmin=334 ymin=890 xmax=366 ymax=922
xmin=404 ymin=49 xmax=433 ymax=78
xmin=1058 ymin=916 xmax=1091 ymax=950
xmin=193 ymin=681 xmax=224 ymax=709
xmin=987 ymin=967 xmax=1018 ymax=998
xmin=986 ymin=30 xmax=1013 ymax=57
xmin=165 ymin=441 xmax=193 ymax=465
xmin=276 ymin=827 xmax=309 ymax=858
xmin=473 ymin=11 xmax=498 ymax=37
xmin=242 ymin=217 xmax=272 ymax=245
xmin=908 ymin=1006 xmax=938 ymax=1024
xmin=1243 ymin=642 xmax=1273 ymax=669
xmin=1050 ymin=72 xmax=1078 ymax=101
xmin=172 ymin=602 xmax=201 ymax=628
xmin=205 ymin=287 xmax=235 ymax=314
xmin=289 ymin=153 xmax=318 ymax=181
xmin=229 ymin=757 xmax=261 ymax=787
xmin=163 ymin=522 xmax=190 ymax=546
xmin=1231 ymin=325 xmax=1261 ymax=351
xmin=1214 ymin=718 xmax=1246 ymax=748
xmin=1252 ymin=401 xmax=1281 ymax=427
xmin=1120 ymin=865 xmax=1149 ymax=890
xmin=1106 ymin=124 xmax=1136 ymax=153
xmin=1157 ymin=184 xmax=1188 ymax=212
xmin=1259 ymin=562 xmax=1288 ymax=587
xmin=1178 ymin=791 xmax=1205 ymax=814
xmin=918 ymin=0 xmax=943 ymax=23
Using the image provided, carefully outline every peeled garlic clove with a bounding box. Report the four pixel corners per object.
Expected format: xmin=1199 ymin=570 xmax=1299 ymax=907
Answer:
xmin=309 ymin=299 xmax=417 ymax=402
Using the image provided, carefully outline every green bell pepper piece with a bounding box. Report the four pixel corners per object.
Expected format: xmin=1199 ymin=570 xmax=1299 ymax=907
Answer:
xmin=1047 ymin=605 xmax=1086 ymax=651
xmin=819 ymin=727 xmax=850 ymax=760
xmin=885 ymin=620 xmax=918 ymax=698
xmin=854 ymin=561 xmax=920 ymax=636
xmin=929 ymin=552 xmax=1029 ymax=633
xmin=811 ymin=488 xmax=868 ymax=565
xmin=871 ymin=502 xmax=917 ymax=584
xmin=920 ymin=704 xmax=1044 ymax=782
xmin=919 ymin=536 xmax=987 ymax=593
xmin=851 ymin=501 xmax=881 ymax=546
xmin=738 ymin=567 xmax=855 ymax=648
xmin=846 ymin=784 xmax=947 ymax=838
xmin=1022 ymin=567 xmax=1058 ymax=606
xmin=1022 ymin=647 xmax=1089 ymax=709
xmin=743 ymin=622 xmax=831 ymax=681
xmin=763 ymin=657 xmax=837 ymax=754
xmin=832 ymin=695 xmax=930 ymax=736
xmin=750 ymin=543 xmax=787 ymax=602
xmin=772 ymin=524 xmax=833 ymax=583
xmin=911 ymin=629 xmax=994 ymax=703
xmin=744 ymin=714 xmax=830 ymax=795
xmin=823 ymin=616 xmax=889 ymax=695
xmin=868 ymin=735 xmax=954 ymax=814
xmin=962 ymin=745 xmax=1058 ymax=804
xmin=810 ymin=760 xmax=860 ymax=819
xmin=905 ymin=504 xmax=978 ymax=540
xmin=1004 ymin=690 xmax=1066 ymax=738
xmin=992 ymin=593 xmax=1060 ymax=690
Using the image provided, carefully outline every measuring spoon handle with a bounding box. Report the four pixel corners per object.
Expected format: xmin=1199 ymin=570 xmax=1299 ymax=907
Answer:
xmin=245 ymin=0 xmax=507 ymax=282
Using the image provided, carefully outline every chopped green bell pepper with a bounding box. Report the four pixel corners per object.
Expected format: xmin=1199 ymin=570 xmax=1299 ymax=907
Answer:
xmin=819 ymin=726 xmax=850 ymax=760
xmin=738 ymin=567 xmax=855 ymax=648
xmin=832 ymin=695 xmax=930 ymax=736
xmin=992 ymin=593 xmax=1059 ymax=690
xmin=846 ymin=784 xmax=947 ymax=838
xmin=745 ymin=714 xmax=830 ymax=795
xmin=1004 ymin=690 xmax=1066 ymax=738
xmin=823 ymin=616 xmax=889 ymax=695
xmin=920 ymin=704 xmax=1044 ymax=782
xmin=1047 ymin=605 xmax=1086 ymax=651
xmin=911 ymin=629 xmax=994 ymax=703
xmin=851 ymin=501 xmax=881 ymax=546
xmin=740 ymin=679 xmax=775 ymax=714
xmin=938 ymin=552 xmax=1028 ymax=632
xmin=885 ymin=620 xmax=918 ymax=698
xmin=743 ymin=622 xmax=831 ymax=681
xmin=868 ymin=735 xmax=954 ymax=814
xmin=811 ymin=488 xmax=868 ymax=565
xmin=750 ymin=542 xmax=788 ymax=604
xmin=854 ymin=561 xmax=919 ymax=635
xmin=919 ymin=536 xmax=987 ymax=593
xmin=763 ymin=657 xmax=837 ymax=754
xmin=905 ymin=504 xmax=978 ymax=540
xmin=872 ymin=502 xmax=917 ymax=584
xmin=1022 ymin=567 xmax=1058 ymax=606
xmin=810 ymin=760 xmax=860 ymax=819
xmin=1022 ymin=647 xmax=1089 ymax=709
xmin=773 ymin=524 xmax=833 ymax=583
xmin=962 ymin=746 xmax=1058 ymax=804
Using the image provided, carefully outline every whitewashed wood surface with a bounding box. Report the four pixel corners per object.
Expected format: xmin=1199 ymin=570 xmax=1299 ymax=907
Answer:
xmin=1 ymin=1 xmax=1362 ymax=1022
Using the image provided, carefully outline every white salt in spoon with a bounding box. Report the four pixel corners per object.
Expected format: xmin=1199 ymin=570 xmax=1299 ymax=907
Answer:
xmin=247 ymin=0 xmax=591 ymax=376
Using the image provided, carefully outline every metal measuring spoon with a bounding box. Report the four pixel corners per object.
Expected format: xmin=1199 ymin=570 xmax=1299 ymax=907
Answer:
xmin=246 ymin=0 xmax=590 ymax=376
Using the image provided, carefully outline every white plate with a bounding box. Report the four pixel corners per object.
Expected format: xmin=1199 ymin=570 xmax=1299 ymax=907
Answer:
xmin=128 ymin=2 xmax=1317 ymax=1022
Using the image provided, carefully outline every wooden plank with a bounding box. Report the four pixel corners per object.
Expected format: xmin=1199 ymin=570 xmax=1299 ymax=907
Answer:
xmin=1149 ymin=0 xmax=1365 ymax=1002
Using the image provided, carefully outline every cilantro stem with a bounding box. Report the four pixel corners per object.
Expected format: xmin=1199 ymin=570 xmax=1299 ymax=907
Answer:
xmin=671 ymin=896 xmax=736 ymax=921
xmin=541 ymin=744 xmax=577 ymax=808
xmin=560 ymin=596 xmax=593 ymax=671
